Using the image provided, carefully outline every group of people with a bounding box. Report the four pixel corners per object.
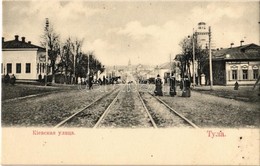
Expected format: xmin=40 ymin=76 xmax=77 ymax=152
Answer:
xmin=154 ymin=74 xmax=191 ymax=97
xmin=3 ymin=73 xmax=16 ymax=85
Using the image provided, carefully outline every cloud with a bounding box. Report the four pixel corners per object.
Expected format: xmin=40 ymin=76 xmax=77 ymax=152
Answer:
xmin=118 ymin=21 xmax=160 ymax=40
xmin=191 ymin=2 xmax=246 ymax=24
xmin=3 ymin=1 xmax=101 ymax=45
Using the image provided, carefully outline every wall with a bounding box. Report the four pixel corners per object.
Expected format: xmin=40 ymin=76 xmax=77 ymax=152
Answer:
xmin=2 ymin=49 xmax=38 ymax=80
xmin=225 ymin=61 xmax=260 ymax=85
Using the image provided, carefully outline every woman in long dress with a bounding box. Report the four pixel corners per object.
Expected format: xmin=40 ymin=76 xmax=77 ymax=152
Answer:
xmin=154 ymin=74 xmax=163 ymax=96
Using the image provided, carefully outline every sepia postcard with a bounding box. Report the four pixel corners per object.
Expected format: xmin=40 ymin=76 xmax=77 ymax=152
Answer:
xmin=1 ymin=0 xmax=260 ymax=165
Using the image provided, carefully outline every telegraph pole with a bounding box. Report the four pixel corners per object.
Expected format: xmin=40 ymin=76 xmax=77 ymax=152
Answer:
xmin=209 ymin=26 xmax=213 ymax=90
xmin=192 ymin=29 xmax=196 ymax=88
xmin=45 ymin=18 xmax=49 ymax=86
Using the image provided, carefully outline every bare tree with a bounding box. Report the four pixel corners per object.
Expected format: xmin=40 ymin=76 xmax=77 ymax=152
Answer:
xmin=41 ymin=20 xmax=60 ymax=83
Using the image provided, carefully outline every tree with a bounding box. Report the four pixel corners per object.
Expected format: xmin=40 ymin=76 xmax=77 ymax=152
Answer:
xmin=59 ymin=37 xmax=74 ymax=84
xmin=177 ymin=35 xmax=209 ymax=84
xmin=177 ymin=37 xmax=193 ymax=78
xmin=41 ymin=19 xmax=60 ymax=83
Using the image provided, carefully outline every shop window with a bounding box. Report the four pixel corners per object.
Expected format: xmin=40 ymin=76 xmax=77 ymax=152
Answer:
xmin=26 ymin=63 xmax=31 ymax=73
xmin=16 ymin=63 xmax=21 ymax=73
xmin=253 ymin=69 xmax=259 ymax=79
xmin=242 ymin=70 xmax=248 ymax=80
xmin=7 ymin=63 xmax=12 ymax=74
xmin=232 ymin=70 xmax=237 ymax=80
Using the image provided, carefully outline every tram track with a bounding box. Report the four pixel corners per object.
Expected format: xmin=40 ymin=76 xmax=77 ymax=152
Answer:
xmin=54 ymin=85 xmax=122 ymax=128
xmin=139 ymin=90 xmax=199 ymax=128
xmin=96 ymin=84 xmax=155 ymax=128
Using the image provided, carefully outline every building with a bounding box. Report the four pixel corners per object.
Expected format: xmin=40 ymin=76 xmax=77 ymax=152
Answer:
xmin=2 ymin=35 xmax=46 ymax=80
xmin=195 ymin=22 xmax=209 ymax=49
xmin=212 ymin=43 xmax=260 ymax=85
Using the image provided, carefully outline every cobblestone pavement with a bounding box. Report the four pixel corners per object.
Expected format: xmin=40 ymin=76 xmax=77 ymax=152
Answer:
xmin=1 ymin=85 xmax=119 ymax=127
xmin=98 ymin=84 xmax=153 ymax=128
xmin=2 ymin=83 xmax=259 ymax=128
xmin=156 ymin=85 xmax=260 ymax=128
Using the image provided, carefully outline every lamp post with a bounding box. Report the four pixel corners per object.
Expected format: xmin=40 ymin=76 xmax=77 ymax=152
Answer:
xmin=45 ymin=18 xmax=49 ymax=86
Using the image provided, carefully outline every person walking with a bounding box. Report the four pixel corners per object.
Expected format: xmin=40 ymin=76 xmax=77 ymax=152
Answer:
xmin=154 ymin=74 xmax=163 ymax=96
xmin=89 ymin=75 xmax=93 ymax=89
xmin=10 ymin=74 xmax=16 ymax=85
xmin=169 ymin=74 xmax=176 ymax=97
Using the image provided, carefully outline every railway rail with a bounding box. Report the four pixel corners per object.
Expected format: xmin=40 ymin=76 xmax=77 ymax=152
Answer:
xmin=138 ymin=90 xmax=199 ymax=129
xmin=54 ymin=83 xmax=199 ymax=128
xmin=94 ymin=84 xmax=157 ymax=128
xmin=54 ymin=85 xmax=122 ymax=128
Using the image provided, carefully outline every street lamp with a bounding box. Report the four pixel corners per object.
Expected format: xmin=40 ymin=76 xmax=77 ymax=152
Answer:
xmin=45 ymin=18 xmax=49 ymax=86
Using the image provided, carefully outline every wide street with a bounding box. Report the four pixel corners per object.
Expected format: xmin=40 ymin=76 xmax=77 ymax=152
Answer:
xmin=2 ymin=83 xmax=259 ymax=128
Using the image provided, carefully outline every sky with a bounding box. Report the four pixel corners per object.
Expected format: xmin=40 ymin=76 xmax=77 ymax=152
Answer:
xmin=2 ymin=1 xmax=260 ymax=66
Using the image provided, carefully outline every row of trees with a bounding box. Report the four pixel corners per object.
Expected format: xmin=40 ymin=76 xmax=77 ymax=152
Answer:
xmin=41 ymin=20 xmax=104 ymax=84
xmin=175 ymin=35 xmax=209 ymax=84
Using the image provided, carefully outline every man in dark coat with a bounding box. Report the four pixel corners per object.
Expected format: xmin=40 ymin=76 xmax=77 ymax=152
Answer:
xmin=169 ymin=74 xmax=176 ymax=97
xmin=154 ymin=74 xmax=163 ymax=96
xmin=182 ymin=75 xmax=191 ymax=97
xmin=4 ymin=73 xmax=10 ymax=84
xmin=10 ymin=74 xmax=16 ymax=85
xmin=89 ymin=75 xmax=93 ymax=89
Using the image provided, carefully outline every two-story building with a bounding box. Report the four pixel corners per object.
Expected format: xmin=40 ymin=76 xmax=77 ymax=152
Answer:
xmin=212 ymin=43 xmax=260 ymax=85
xmin=2 ymin=35 xmax=47 ymax=80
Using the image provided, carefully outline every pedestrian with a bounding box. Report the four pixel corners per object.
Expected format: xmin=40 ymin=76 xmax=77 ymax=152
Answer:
xmin=10 ymin=74 xmax=16 ymax=85
xmin=4 ymin=73 xmax=10 ymax=84
xmin=154 ymin=74 xmax=163 ymax=96
xmin=182 ymin=75 xmax=191 ymax=97
xmin=89 ymin=75 xmax=93 ymax=89
xmin=169 ymin=74 xmax=176 ymax=97
xmin=234 ymin=81 xmax=239 ymax=90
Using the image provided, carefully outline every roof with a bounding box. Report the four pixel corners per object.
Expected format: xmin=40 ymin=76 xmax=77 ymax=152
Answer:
xmin=212 ymin=43 xmax=260 ymax=61
xmin=2 ymin=37 xmax=45 ymax=51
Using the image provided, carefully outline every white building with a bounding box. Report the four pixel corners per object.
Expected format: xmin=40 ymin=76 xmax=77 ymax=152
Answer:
xmin=2 ymin=35 xmax=46 ymax=80
xmin=195 ymin=22 xmax=209 ymax=49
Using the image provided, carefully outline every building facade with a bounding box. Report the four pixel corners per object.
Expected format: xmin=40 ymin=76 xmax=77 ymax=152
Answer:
xmin=2 ymin=35 xmax=46 ymax=80
xmin=195 ymin=22 xmax=209 ymax=49
xmin=212 ymin=43 xmax=260 ymax=85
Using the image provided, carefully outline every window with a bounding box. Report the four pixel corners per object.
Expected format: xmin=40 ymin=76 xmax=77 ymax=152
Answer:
xmin=253 ymin=69 xmax=259 ymax=79
xmin=26 ymin=63 xmax=31 ymax=73
xmin=7 ymin=63 xmax=12 ymax=74
xmin=16 ymin=63 xmax=21 ymax=73
xmin=242 ymin=70 xmax=248 ymax=80
xmin=1 ymin=63 xmax=3 ymax=74
xmin=232 ymin=70 xmax=237 ymax=80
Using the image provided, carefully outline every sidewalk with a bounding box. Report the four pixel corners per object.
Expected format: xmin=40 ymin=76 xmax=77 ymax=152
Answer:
xmin=191 ymin=85 xmax=260 ymax=103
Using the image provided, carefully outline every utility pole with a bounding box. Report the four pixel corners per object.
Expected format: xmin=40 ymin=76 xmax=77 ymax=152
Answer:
xmin=88 ymin=54 xmax=90 ymax=83
xmin=73 ymin=47 xmax=76 ymax=84
xmin=192 ymin=29 xmax=196 ymax=88
xmin=45 ymin=18 xmax=49 ymax=86
xmin=170 ymin=54 xmax=172 ymax=77
xmin=209 ymin=26 xmax=213 ymax=90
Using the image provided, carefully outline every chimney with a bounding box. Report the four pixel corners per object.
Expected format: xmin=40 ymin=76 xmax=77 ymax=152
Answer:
xmin=21 ymin=37 xmax=25 ymax=42
xmin=28 ymin=41 xmax=31 ymax=44
xmin=15 ymin=35 xmax=19 ymax=41
xmin=2 ymin=37 xmax=4 ymax=42
xmin=240 ymin=40 xmax=244 ymax=46
xmin=230 ymin=43 xmax=234 ymax=48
